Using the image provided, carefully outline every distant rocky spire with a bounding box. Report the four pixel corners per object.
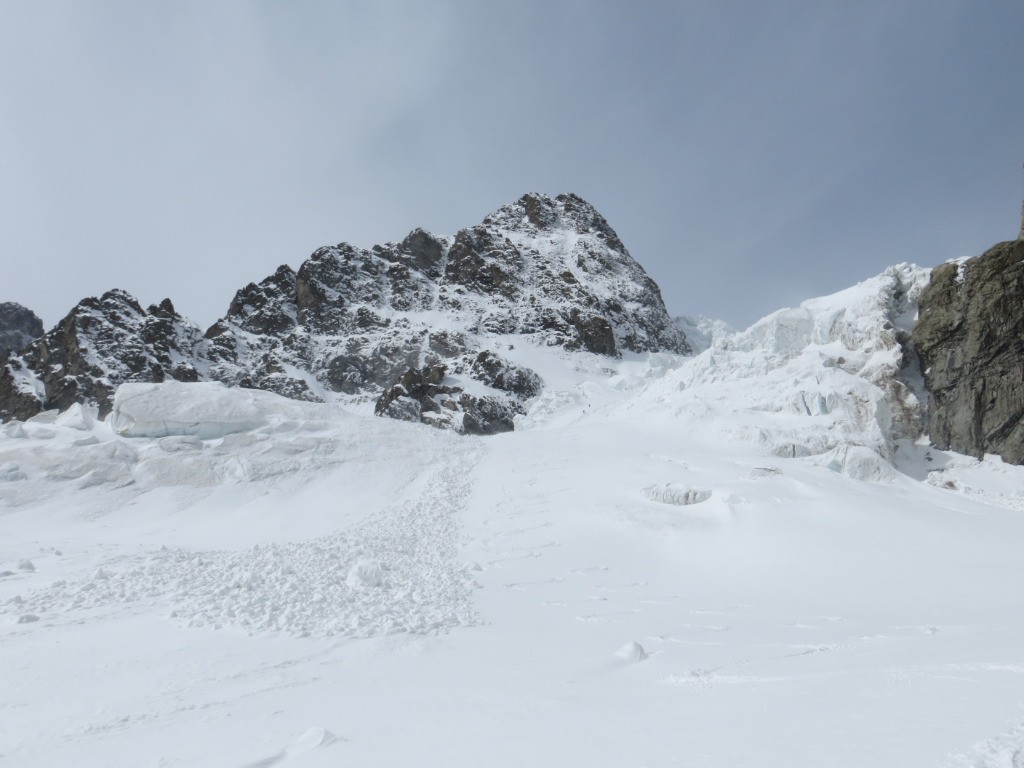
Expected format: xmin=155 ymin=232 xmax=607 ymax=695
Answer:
xmin=0 ymin=302 xmax=43 ymax=359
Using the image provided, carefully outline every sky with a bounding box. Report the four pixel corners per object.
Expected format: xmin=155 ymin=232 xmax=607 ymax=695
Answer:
xmin=2 ymin=1 xmax=1023 ymax=331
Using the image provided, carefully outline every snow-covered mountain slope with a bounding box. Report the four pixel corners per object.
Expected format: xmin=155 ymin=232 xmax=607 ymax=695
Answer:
xmin=0 ymin=193 xmax=688 ymax=434
xmin=3 ymin=264 xmax=1024 ymax=767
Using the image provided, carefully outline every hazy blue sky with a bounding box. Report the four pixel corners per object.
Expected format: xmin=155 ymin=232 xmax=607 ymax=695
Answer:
xmin=2 ymin=1 xmax=1023 ymax=330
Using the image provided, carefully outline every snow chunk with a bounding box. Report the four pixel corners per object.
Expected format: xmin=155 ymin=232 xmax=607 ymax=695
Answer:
xmin=26 ymin=410 xmax=59 ymax=425
xmin=346 ymin=559 xmax=383 ymax=588
xmin=2 ymin=421 xmax=27 ymax=439
xmin=287 ymin=726 xmax=340 ymax=756
xmin=54 ymin=402 xmax=96 ymax=431
xmin=0 ymin=462 xmax=26 ymax=481
xmin=157 ymin=435 xmax=204 ymax=453
xmin=616 ymin=641 xmax=649 ymax=663
xmin=821 ymin=445 xmax=896 ymax=483
xmin=643 ymin=484 xmax=711 ymax=506
xmin=110 ymin=381 xmax=267 ymax=439
xmin=946 ymin=720 xmax=1024 ymax=768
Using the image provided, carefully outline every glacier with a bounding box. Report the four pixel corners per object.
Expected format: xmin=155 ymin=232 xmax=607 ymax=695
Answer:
xmin=1 ymin=263 xmax=1023 ymax=767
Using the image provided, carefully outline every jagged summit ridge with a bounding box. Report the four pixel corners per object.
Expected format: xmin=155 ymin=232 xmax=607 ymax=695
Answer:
xmin=205 ymin=193 xmax=689 ymax=405
xmin=0 ymin=290 xmax=208 ymax=422
xmin=0 ymin=193 xmax=690 ymax=432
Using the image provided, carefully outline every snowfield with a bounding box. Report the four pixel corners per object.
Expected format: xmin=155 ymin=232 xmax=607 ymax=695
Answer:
xmin=3 ymin=269 xmax=1024 ymax=767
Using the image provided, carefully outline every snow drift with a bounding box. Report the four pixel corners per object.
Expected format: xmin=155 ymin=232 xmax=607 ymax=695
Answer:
xmin=110 ymin=381 xmax=269 ymax=439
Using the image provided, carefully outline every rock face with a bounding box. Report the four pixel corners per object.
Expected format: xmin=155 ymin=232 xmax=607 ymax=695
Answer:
xmin=0 ymin=291 xmax=208 ymax=421
xmin=0 ymin=303 xmax=43 ymax=359
xmin=200 ymin=192 xmax=688 ymax=433
xmin=374 ymin=353 xmax=543 ymax=435
xmin=0 ymin=193 xmax=690 ymax=432
xmin=914 ymin=238 xmax=1024 ymax=464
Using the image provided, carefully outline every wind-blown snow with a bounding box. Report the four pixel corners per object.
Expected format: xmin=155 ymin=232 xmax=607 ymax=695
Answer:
xmin=2 ymin=263 xmax=1024 ymax=768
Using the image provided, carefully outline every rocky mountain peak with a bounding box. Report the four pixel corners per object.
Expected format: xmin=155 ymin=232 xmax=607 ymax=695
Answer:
xmin=485 ymin=193 xmax=621 ymax=241
xmin=0 ymin=193 xmax=691 ymax=432
xmin=201 ymin=192 xmax=690 ymax=432
xmin=439 ymin=192 xmax=689 ymax=355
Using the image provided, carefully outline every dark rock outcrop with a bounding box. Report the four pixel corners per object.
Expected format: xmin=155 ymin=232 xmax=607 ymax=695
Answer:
xmin=0 ymin=303 xmax=43 ymax=359
xmin=914 ymin=238 xmax=1024 ymax=463
xmin=374 ymin=351 xmax=542 ymax=434
xmin=375 ymin=364 xmax=464 ymax=429
xmin=0 ymin=290 xmax=207 ymax=420
xmin=469 ymin=351 xmax=543 ymax=400
xmin=0 ymin=193 xmax=691 ymax=432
